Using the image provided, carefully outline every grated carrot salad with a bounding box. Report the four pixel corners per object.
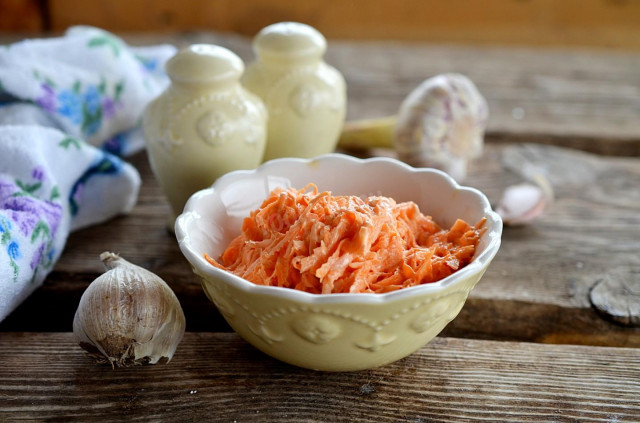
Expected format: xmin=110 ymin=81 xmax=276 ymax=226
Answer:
xmin=205 ymin=184 xmax=485 ymax=294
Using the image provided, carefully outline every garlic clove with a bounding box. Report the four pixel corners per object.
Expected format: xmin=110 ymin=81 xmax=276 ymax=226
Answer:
xmin=496 ymin=182 xmax=552 ymax=226
xmin=73 ymin=252 xmax=186 ymax=367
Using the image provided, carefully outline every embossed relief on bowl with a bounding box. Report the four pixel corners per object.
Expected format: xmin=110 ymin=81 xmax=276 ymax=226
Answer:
xmin=291 ymin=314 xmax=342 ymax=344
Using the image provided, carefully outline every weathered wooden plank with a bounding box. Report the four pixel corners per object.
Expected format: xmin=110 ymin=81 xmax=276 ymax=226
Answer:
xmin=0 ymin=333 xmax=638 ymax=422
xmin=2 ymin=145 xmax=639 ymax=348
xmin=47 ymin=0 xmax=640 ymax=50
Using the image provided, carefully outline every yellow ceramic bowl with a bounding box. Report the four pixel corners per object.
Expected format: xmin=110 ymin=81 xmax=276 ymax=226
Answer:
xmin=175 ymin=154 xmax=502 ymax=371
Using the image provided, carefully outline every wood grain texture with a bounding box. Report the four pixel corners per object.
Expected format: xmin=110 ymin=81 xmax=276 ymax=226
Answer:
xmin=0 ymin=333 xmax=638 ymax=422
xmin=47 ymin=0 xmax=640 ymax=50
xmin=2 ymin=145 xmax=639 ymax=348
xmin=0 ymin=0 xmax=43 ymax=32
xmin=590 ymin=269 xmax=640 ymax=327
xmin=329 ymin=43 xmax=640 ymax=155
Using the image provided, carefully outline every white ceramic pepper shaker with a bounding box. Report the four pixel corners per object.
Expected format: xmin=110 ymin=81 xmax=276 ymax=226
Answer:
xmin=144 ymin=44 xmax=267 ymax=227
xmin=243 ymin=22 xmax=346 ymax=161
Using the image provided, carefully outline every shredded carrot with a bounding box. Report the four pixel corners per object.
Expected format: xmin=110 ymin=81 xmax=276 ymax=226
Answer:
xmin=204 ymin=184 xmax=485 ymax=294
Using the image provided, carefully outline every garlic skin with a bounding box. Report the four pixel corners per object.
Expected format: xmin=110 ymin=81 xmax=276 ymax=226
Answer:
xmin=394 ymin=73 xmax=488 ymax=181
xmin=73 ymin=252 xmax=186 ymax=367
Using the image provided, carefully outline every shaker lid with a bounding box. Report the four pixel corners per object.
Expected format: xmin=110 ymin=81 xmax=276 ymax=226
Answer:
xmin=166 ymin=44 xmax=244 ymax=85
xmin=254 ymin=22 xmax=326 ymax=61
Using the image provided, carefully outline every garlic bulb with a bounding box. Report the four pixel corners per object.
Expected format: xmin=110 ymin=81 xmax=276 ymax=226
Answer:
xmin=394 ymin=73 xmax=489 ymax=181
xmin=73 ymin=252 xmax=186 ymax=367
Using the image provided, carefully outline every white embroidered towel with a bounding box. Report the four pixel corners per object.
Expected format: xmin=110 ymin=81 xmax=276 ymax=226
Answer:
xmin=0 ymin=26 xmax=175 ymax=155
xmin=0 ymin=125 xmax=141 ymax=321
xmin=0 ymin=27 xmax=176 ymax=322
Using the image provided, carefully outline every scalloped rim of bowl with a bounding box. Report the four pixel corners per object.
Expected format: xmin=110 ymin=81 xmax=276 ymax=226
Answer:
xmin=176 ymin=153 xmax=502 ymax=305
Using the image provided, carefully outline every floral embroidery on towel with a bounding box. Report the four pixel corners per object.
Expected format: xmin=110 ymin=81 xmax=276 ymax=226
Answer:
xmin=0 ymin=166 xmax=62 ymax=283
xmin=34 ymin=73 xmax=125 ymax=138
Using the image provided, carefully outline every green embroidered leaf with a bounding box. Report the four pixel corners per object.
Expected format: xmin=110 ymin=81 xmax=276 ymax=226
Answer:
xmin=82 ymin=104 xmax=91 ymax=131
xmin=31 ymin=221 xmax=50 ymax=243
xmin=87 ymin=36 xmax=120 ymax=58
xmin=27 ymin=182 xmax=41 ymax=194
xmin=30 ymin=266 xmax=39 ymax=284
xmin=109 ymin=40 xmax=121 ymax=58
xmin=1 ymin=231 xmax=10 ymax=245
xmin=114 ymin=80 xmax=125 ymax=102
xmin=59 ymin=137 xmax=82 ymax=150
xmin=87 ymin=37 xmax=109 ymax=47
xmin=42 ymin=241 xmax=54 ymax=268
xmin=72 ymin=81 xmax=81 ymax=94
xmin=98 ymin=78 xmax=106 ymax=95
xmin=15 ymin=179 xmax=41 ymax=194
xmin=10 ymin=260 xmax=19 ymax=283
xmin=14 ymin=179 xmax=41 ymax=196
xmin=96 ymin=158 xmax=116 ymax=173
xmin=24 ymin=182 xmax=42 ymax=194
xmin=32 ymin=70 xmax=56 ymax=88
xmin=49 ymin=186 xmax=60 ymax=201
xmin=81 ymin=103 xmax=102 ymax=135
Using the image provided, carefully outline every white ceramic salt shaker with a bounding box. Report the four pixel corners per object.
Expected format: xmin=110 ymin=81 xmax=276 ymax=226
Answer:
xmin=144 ymin=44 xmax=267 ymax=227
xmin=243 ymin=22 xmax=346 ymax=161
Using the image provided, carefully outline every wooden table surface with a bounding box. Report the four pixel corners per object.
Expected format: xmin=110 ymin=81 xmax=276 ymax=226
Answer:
xmin=1 ymin=32 xmax=639 ymax=422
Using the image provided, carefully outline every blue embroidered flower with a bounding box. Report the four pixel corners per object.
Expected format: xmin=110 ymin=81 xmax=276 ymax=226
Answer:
xmin=8 ymin=241 xmax=20 ymax=260
xmin=84 ymin=85 xmax=101 ymax=115
xmin=57 ymin=90 xmax=83 ymax=125
xmin=81 ymin=85 xmax=103 ymax=137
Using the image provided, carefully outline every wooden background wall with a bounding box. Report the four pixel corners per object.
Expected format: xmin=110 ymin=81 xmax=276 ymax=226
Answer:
xmin=1 ymin=0 xmax=640 ymax=49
